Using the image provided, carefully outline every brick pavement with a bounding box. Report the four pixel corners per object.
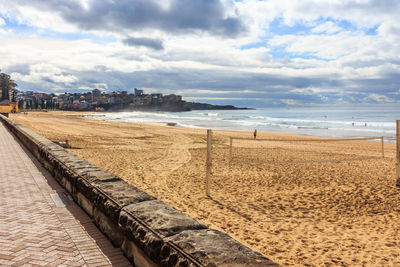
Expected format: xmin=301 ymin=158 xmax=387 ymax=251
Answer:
xmin=0 ymin=122 xmax=132 ymax=267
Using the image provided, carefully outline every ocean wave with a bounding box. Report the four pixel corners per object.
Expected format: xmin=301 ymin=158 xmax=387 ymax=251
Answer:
xmin=298 ymin=126 xmax=329 ymax=130
xmin=329 ymin=127 xmax=396 ymax=134
xmin=85 ymin=109 xmax=398 ymax=139
xmin=204 ymin=112 xmax=219 ymax=116
xmin=263 ymin=116 xmax=395 ymax=128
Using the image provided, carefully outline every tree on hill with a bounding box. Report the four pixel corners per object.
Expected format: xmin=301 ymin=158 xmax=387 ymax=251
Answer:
xmin=0 ymin=70 xmax=18 ymax=102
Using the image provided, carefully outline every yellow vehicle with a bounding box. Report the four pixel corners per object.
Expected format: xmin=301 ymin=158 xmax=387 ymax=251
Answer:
xmin=1 ymin=72 xmax=18 ymax=116
xmin=0 ymin=100 xmax=18 ymax=117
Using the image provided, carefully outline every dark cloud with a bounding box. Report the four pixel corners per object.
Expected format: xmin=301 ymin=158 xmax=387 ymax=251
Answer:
xmin=6 ymin=61 xmax=399 ymax=107
xmin=17 ymin=0 xmax=246 ymax=37
xmin=122 ymin=37 xmax=164 ymax=50
xmin=12 ymin=66 xmax=383 ymax=106
xmin=13 ymin=64 xmax=400 ymax=107
xmin=3 ymin=64 xmax=30 ymax=75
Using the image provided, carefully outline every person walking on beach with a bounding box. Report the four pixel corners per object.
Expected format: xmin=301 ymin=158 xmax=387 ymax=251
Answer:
xmin=254 ymin=129 xmax=257 ymax=139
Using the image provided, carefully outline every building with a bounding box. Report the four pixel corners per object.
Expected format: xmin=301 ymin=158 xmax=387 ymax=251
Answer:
xmin=151 ymin=94 xmax=163 ymax=105
xmin=134 ymin=88 xmax=143 ymax=96
xmin=92 ymin=89 xmax=102 ymax=101
xmin=142 ymin=94 xmax=152 ymax=105
xmin=15 ymin=87 xmax=186 ymax=112
xmin=164 ymin=94 xmax=182 ymax=103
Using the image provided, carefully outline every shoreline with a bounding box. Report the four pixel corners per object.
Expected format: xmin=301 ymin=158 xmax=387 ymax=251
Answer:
xmin=83 ymin=111 xmax=396 ymax=143
xmin=9 ymin=111 xmax=400 ymax=266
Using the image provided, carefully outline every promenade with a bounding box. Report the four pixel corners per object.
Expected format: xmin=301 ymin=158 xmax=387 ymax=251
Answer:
xmin=0 ymin=122 xmax=131 ymax=266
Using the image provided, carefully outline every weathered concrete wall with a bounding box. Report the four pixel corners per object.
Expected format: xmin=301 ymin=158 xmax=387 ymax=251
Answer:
xmin=0 ymin=114 xmax=278 ymax=267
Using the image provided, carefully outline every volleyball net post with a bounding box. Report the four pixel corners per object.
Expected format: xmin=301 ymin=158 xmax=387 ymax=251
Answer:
xmin=206 ymin=129 xmax=212 ymax=197
xmin=396 ymin=121 xmax=400 ymax=187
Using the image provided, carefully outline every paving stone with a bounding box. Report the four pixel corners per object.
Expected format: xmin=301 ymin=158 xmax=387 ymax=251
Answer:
xmin=0 ymin=121 xmax=131 ymax=266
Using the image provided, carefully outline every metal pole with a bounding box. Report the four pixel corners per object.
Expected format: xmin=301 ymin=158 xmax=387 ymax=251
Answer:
xmin=381 ymin=136 xmax=384 ymax=158
xmin=397 ymin=121 xmax=400 ymax=187
xmin=206 ymin=129 xmax=212 ymax=196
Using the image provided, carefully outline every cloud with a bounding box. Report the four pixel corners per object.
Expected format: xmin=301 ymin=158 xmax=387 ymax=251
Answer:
xmin=364 ymin=93 xmax=395 ymax=103
xmin=280 ymin=99 xmax=302 ymax=106
xmin=1 ymin=33 xmax=399 ymax=107
xmin=122 ymin=37 xmax=164 ymax=50
xmin=11 ymin=63 xmax=77 ymax=84
xmin=269 ymin=32 xmax=376 ymax=60
xmin=0 ymin=0 xmax=246 ymax=37
xmin=0 ymin=17 xmax=5 ymax=26
xmin=0 ymin=0 xmax=400 ymax=107
xmin=311 ymin=21 xmax=342 ymax=34
xmin=242 ymin=0 xmax=400 ymax=29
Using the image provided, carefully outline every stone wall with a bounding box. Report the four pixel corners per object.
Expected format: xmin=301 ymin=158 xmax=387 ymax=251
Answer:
xmin=0 ymin=114 xmax=278 ymax=267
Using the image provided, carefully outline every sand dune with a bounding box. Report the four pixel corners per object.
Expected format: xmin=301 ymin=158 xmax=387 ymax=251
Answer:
xmin=10 ymin=111 xmax=400 ymax=266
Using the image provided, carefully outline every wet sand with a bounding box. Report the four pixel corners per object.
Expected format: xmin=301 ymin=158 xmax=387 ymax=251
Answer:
xmin=10 ymin=111 xmax=400 ymax=266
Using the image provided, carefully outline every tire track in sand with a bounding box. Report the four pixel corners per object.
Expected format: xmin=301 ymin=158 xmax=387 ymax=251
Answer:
xmin=144 ymin=133 xmax=193 ymax=202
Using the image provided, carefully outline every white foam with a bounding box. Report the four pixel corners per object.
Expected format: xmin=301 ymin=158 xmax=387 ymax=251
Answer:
xmin=86 ymin=109 xmax=399 ymax=139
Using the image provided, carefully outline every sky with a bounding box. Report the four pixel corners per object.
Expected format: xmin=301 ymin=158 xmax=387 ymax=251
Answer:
xmin=0 ymin=0 xmax=399 ymax=108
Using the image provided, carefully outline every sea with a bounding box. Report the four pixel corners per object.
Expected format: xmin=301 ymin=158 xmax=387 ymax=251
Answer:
xmin=87 ymin=107 xmax=400 ymax=142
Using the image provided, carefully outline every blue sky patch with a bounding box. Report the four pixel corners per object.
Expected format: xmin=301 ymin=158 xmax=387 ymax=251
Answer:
xmin=239 ymin=41 xmax=266 ymax=50
xmin=269 ymin=17 xmax=313 ymax=36
xmin=0 ymin=13 xmax=116 ymax=43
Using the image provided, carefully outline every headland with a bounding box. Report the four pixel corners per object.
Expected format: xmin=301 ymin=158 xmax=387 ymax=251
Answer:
xmin=17 ymin=88 xmax=251 ymax=112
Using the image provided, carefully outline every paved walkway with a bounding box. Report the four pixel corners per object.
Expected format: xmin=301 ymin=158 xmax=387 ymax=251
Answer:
xmin=0 ymin=122 xmax=132 ymax=267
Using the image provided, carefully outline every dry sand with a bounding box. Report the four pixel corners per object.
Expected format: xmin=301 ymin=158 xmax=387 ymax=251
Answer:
xmin=10 ymin=111 xmax=400 ymax=266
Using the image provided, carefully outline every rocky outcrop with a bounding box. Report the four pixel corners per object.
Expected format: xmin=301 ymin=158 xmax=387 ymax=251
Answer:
xmin=0 ymin=114 xmax=278 ymax=267
xmin=184 ymin=102 xmax=253 ymax=110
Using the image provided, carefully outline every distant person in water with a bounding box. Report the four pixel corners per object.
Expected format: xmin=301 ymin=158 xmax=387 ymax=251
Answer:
xmin=254 ymin=129 xmax=257 ymax=139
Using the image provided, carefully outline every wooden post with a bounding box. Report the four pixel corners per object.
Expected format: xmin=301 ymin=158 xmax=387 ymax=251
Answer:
xmin=397 ymin=122 xmax=400 ymax=186
xmin=381 ymin=136 xmax=384 ymax=158
xmin=397 ymin=121 xmax=400 ymax=187
xmin=206 ymin=129 xmax=212 ymax=197
xmin=229 ymin=137 xmax=232 ymax=164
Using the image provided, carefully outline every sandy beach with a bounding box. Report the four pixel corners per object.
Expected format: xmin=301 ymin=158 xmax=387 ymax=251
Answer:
xmin=10 ymin=111 xmax=400 ymax=266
